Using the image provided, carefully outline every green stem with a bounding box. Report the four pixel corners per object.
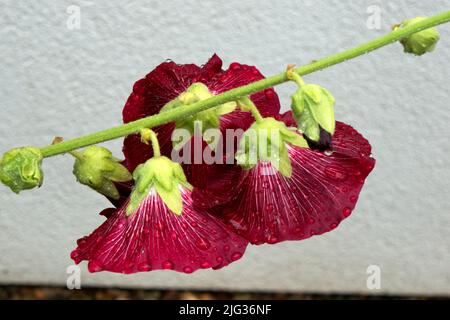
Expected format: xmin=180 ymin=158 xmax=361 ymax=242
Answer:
xmin=238 ymin=97 xmax=264 ymax=123
xmin=148 ymin=130 xmax=161 ymax=157
xmin=68 ymin=150 xmax=83 ymax=160
xmin=39 ymin=10 xmax=450 ymax=158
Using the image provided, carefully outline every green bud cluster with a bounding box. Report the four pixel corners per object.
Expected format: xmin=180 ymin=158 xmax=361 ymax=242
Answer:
xmin=72 ymin=146 xmax=132 ymax=200
xmin=0 ymin=147 xmax=43 ymax=193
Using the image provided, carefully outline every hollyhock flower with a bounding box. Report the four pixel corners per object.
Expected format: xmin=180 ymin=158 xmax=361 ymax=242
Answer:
xmin=71 ymin=154 xmax=248 ymax=274
xmin=121 ymin=54 xmax=280 ymax=173
xmin=196 ymin=111 xmax=375 ymax=245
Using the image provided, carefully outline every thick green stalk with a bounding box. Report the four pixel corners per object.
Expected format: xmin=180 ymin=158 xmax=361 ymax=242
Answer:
xmin=40 ymin=10 xmax=450 ymax=158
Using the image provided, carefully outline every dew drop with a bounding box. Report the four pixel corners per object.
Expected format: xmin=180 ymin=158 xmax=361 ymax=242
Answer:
xmin=195 ymin=238 xmax=211 ymax=250
xmin=201 ymin=261 xmax=211 ymax=269
xmin=216 ymin=256 xmax=224 ymax=263
xmin=230 ymin=62 xmax=241 ymax=70
xmin=349 ymin=195 xmax=357 ymax=203
xmin=137 ymin=263 xmax=152 ymax=272
xmin=162 ymin=261 xmax=174 ymax=270
xmin=343 ymin=207 xmax=352 ymax=217
xmin=307 ymin=217 xmax=315 ymax=224
xmin=231 ymin=252 xmax=242 ymax=261
xmin=183 ymin=266 xmax=193 ymax=274
xmin=224 ymin=245 xmax=230 ymax=251
xmin=265 ymin=88 xmax=275 ymax=99
xmin=267 ymin=235 xmax=278 ymax=244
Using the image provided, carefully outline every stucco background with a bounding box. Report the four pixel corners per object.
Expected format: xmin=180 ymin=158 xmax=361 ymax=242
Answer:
xmin=0 ymin=0 xmax=449 ymax=296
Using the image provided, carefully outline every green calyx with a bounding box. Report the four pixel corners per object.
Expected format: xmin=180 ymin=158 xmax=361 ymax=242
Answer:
xmin=161 ymin=83 xmax=236 ymax=147
xmin=235 ymin=117 xmax=308 ymax=178
xmin=72 ymin=146 xmax=132 ymax=200
xmin=395 ymin=17 xmax=440 ymax=56
xmin=126 ymin=156 xmax=190 ymax=216
xmin=0 ymin=147 xmax=43 ymax=193
xmin=291 ymin=84 xmax=335 ymax=142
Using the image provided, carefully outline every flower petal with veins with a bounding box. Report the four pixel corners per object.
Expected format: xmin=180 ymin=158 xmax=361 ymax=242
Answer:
xmin=205 ymin=120 xmax=375 ymax=244
xmin=71 ymin=187 xmax=248 ymax=274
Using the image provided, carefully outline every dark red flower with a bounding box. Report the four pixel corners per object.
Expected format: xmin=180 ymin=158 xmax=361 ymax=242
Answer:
xmin=122 ymin=54 xmax=280 ymax=173
xmin=197 ymin=112 xmax=375 ymax=245
xmin=71 ymin=186 xmax=248 ymax=274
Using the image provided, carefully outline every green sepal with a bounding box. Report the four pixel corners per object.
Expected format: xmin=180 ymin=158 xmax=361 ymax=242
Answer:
xmin=397 ymin=17 xmax=440 ymax=56
xmin=296 ymin=107 xmax=320 ymax=142
xmin=235 ymin=117 xmax=308 ymax=178
xmin=0 ymin=147 xmax=43 ymax=193
xmin=291 ymin=84 xmax=335 ymax=142
xmin=72 ymin=146 xmax=132 ymax=199
xmin=126 ymin=156 xmax=189 ymax=216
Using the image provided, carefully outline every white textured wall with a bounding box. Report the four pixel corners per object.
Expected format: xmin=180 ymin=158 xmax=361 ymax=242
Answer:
xmin=0 ymin=0 xmax=449 ymax=296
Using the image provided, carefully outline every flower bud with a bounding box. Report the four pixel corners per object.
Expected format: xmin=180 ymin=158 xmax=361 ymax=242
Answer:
xmin=291 ymin=84 xmax=335 ymax=150
xmin=395 ymin=17 xmax=440 ymax=56
xmin=127 ymin=156 xmax=188 ymax=216
xmin=72 ymin=146 xmax=132 ymax=200
xmin=0 ymin=147 xmax=43 ymax=193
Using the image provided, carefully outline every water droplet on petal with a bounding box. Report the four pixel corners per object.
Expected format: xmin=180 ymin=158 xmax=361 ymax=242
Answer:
xmin=162 ymin=261 xmax=174 ymax=270
xmin=267 ymin=235 xmax=278 ymax=244
xmin=201 ymin=261 xmax=211 ymax=269
xmin=343 ymin=207 xmax=352 ymax=217
xmin=231 ymin=252 xmax=242 ymax=261
xmin=349 ymin=195 xmax=357 ymax=203
xmin=265 ymin=88 xmax=275 ymax=99
xmin=137 ymin=263 xmax=152 ymax=272
xmin=216 ymin=256 xmax=224 ymax=263
xmin=183 ymin=266 xmax=193 ymax=274
xmin=230 ymin=62 xmax=241 ymax=70
xmin=195 ymin=238 xmax=211 ymax=250
xmin=224 ymin=245 xmax=230 ymax=251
